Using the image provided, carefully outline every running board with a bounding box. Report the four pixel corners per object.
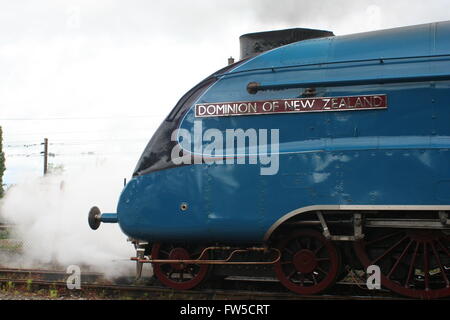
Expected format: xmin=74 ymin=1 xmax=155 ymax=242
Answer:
xmin=315 ymin=211 xmax=450 ymax=241
xmin=365 ymin=218 xmax=450 ymax=229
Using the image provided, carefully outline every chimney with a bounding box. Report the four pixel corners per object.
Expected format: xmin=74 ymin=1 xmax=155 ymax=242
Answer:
xmin=239 ymin=28 xmax=334 ymax=60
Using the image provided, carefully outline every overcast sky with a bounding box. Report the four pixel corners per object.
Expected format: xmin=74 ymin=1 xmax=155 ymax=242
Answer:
xmin=1 ymin=0 xmax=449 ymax=185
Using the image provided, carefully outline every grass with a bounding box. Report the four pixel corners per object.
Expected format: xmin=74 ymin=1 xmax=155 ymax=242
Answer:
xmin=49 ymin=289 xmax=58 ymax=298
xmin=26 ymin=279 xmax=33 ymax=291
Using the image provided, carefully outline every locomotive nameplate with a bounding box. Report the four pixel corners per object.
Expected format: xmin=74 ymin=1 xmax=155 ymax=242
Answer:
xmin=195 ymin=94 xmax=387 ymax=118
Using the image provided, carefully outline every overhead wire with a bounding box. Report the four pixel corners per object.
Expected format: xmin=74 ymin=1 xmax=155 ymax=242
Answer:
xmin=0 ymin=115 xmax=164 ymax=121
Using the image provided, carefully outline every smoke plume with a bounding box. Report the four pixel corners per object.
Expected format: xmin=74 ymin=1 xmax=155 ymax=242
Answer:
xmin=0 ymin=161 xmax=144 ymax=278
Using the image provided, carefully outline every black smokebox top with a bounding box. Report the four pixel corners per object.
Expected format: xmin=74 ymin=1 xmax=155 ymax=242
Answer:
xmin=239 ymin=28 xmax=334 ymax=60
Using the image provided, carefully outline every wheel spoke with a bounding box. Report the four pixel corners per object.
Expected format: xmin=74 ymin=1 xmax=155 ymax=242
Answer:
xmin=306 ymin=238 xmax=311 ymax=250
xmin=370 ymin=235 xmax=408 ymax=265
xmin=287 ymin=269 xmax=297 ymax=280
xmin=387 ymin=239 xmax=413 ymax=278
xmin=436 ymin=239 xmax=450 ymax=257
xmin=316 ymin=257 xmax=330 ymax=262
xmin=423 ymin=243 xmax=430 ymax=291
xmin=366 ymin=231 xmax=403 ymax=246
xmin=404 ymin=241 xmax=420 ymax=288
xmin=314 ymin=244 xmax=324 ymax=255
xmin=316 ymin=266 xmax=328 ymax=276
xmin=430 ymin=241 xmax=449 ymax=286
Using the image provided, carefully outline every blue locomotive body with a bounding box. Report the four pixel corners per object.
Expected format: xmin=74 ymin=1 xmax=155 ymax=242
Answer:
xmin=90 ymin=22 xmax=450 ymax=298
xmin=116 ymin=21 xmax=450 ymax=242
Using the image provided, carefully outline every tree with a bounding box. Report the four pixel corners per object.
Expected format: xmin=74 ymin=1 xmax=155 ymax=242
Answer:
xmin=0 ymin=126 xmax=5 ymax=197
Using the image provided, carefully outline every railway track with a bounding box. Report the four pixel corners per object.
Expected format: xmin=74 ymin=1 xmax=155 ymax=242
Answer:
xmin=0 ymin=267 xmax=103 ymax=283
xmin=0 ymin=267 xmax=411 ymax=300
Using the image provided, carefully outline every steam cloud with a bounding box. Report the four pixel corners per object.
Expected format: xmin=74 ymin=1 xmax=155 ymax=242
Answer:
xmin=0 ymin=161 xmax=141 ymax=278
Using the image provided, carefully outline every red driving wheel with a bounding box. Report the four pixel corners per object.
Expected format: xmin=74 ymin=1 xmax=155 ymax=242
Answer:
xmin=274 ymin=229 xmax=340 ymax=295
xmin=354 ymin=229 xmax=450 ymax=299
xmin=151 ymin=243 xmax=209 ymax=290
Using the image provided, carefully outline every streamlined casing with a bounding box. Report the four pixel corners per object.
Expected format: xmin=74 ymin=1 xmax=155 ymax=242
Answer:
xmin=116 ymin=21 xmax=450 ymax=243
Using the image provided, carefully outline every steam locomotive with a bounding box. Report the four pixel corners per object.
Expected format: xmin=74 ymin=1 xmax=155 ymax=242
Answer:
xmin=89 ymin=22 xmax=450 ymax=299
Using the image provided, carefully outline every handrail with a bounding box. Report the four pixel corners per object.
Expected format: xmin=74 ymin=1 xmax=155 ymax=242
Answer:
xmin=247 ymin=73 xmax=450 ymax=93
xmin=217 ymin=53 xmax=450 ymax=78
